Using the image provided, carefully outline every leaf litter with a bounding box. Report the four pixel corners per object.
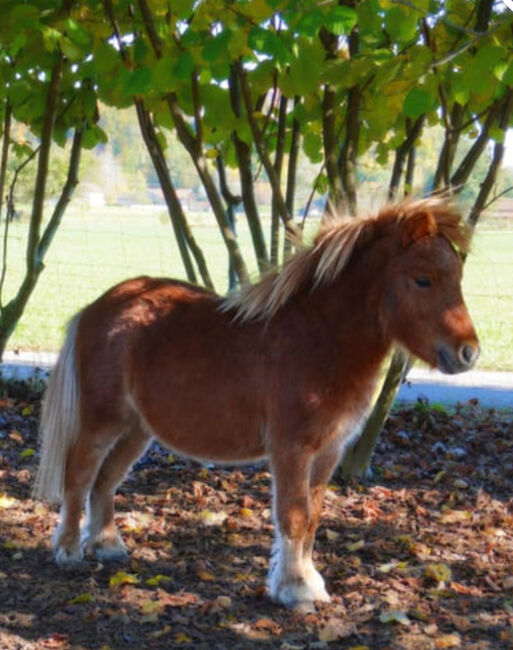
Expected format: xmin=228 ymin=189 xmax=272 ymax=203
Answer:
xmin=0 ymin=389 xmax=512 ymax=649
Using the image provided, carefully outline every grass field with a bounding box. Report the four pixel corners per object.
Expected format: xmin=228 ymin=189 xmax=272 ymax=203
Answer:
xmin=2 ymin=205 xmax=512 ymax=371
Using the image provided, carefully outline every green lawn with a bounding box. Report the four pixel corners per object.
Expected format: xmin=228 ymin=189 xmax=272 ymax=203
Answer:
xmin=3 ymin=206 xmax=512 ymax=371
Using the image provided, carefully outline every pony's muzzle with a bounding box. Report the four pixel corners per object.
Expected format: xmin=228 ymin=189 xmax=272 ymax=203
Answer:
xmin=458 ymin=342 xmax=480 ymax=369
xmin=437 ymin=341 xmax=480 ymax=374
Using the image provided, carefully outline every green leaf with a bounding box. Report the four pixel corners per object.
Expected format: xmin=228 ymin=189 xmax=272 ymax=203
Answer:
xmin=173 ymin=51 xmax=195 ymax=81
xmin=94 ymin=43 xmax=119 ymax=75
xmin=124 ymin=67 xmax=152 ymax=96
xmin=248 ymin=27 xmax=289 ymax=63
xmin=385 ymin=8 xmax=418 ymax=43
xmin=503 ymin=61 xmax=513 ymax=86
xmin=295 ymin=8 xmax=324 ymax=37
xmin=403 ymin=87 xmax=432 ymax=118
xmin=303 ymin=131 xmax=323 ymax=163
xmin=324 ymin=6 xmax=357 ymax=36
xmin=65 ymin=18 xmax=92 ymax=47
xmin=202 ymin=30 xmax=232 ymax=63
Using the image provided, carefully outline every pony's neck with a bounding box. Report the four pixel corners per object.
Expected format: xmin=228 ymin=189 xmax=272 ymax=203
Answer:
xmin=287 ymin=248 xmax=393 ymax=384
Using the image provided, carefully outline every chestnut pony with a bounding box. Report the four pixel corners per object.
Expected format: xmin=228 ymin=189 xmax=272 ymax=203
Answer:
xmin=35 ymin=198 xmax=479 ymax=611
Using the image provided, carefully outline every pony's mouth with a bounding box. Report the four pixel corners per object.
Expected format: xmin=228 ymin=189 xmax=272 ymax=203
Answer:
xmin=436 ymin=343 xmax=479 ymax=374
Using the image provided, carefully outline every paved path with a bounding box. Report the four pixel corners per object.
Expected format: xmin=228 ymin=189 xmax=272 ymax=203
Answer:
xmin=398 ymin=368 xmax=513 ymax=409
xmin=1 ymin=351 xmax=512 ymax=410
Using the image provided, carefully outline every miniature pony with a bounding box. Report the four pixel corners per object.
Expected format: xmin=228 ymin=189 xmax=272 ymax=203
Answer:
xmin=35 ymin=198 xmax=479 ymax=611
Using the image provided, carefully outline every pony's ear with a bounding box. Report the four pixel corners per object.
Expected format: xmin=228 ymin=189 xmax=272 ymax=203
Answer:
xmin=401 ymin=211 xmax=437 ymax=247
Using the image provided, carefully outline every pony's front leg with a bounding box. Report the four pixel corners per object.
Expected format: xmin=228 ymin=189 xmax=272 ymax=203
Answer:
xmin=269 ymin=448 xmax=318 ymax=611
xmin=302 ymin=438 xmax=345 ymax=604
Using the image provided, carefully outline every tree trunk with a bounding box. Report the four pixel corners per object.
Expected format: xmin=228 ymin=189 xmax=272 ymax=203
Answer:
xmin=0 ymin=123 xmax=82 ymax=359
xmin=0 ymin=103 xmax=12 ymax=223
xmin=339 ymin=348 xmax=408 ymax=478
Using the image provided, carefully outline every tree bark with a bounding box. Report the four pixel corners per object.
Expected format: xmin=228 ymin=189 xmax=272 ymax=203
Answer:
xmin=467 ymin=90 xmax=513 ymax=228
xmin=228 ymin=68 xmax=268 ymax=273
xmin=432 ymin=101 xmax=463 ymax=190
xmin=235 ymin=63 xmax=301 ymax=244
xmin=388 ymin=117 xmax=424 ymax=200
xmin=135 ymin=101 xmax=215 ymax=289
xmin=339 ymin=348 xmax=408 ymax=478
xmin=0 ymin=103 xmax=11 ymax=224
xmin=271 ymin=94 xmax=288 ymax=266
xmin=26 ymin=57 xmax=63 ymax=276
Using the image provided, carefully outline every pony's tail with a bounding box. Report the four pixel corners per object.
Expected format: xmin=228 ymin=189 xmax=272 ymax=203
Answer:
xmin=33 ymin=313 xmax=82 ymax=504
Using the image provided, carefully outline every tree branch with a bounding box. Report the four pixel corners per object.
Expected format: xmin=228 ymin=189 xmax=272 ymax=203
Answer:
xmin=236 ymin=62 xmax=300 ymax=242
xmin=467 ymin=91 xmax=513 ymax=229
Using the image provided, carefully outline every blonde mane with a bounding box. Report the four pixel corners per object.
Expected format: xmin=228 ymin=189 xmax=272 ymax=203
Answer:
xmin=222 ymin=197 xmax=470 ymax=322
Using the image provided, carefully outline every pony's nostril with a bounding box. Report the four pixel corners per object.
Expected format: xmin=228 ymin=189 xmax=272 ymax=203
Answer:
xmin=459 ymin=343 xmax=479 ymax=367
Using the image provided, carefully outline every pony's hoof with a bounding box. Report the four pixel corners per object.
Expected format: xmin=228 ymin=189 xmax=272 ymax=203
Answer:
xmin=93 ymin=545 xmax=128 ymax=562
xmin=54 ymin=545 xmax=83 ymax=568
xmin=292 ymin=600 xmax=316 ymax=614
xmin=83 ymin=536 xmax=128 ymax=562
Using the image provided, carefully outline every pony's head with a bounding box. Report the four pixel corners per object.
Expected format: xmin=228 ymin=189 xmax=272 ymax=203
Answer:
xmin=376 ymin=199 xmax=479 ymax=374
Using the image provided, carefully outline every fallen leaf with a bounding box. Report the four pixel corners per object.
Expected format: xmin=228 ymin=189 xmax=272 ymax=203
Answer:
xmin=345 ymin=539 xmax=365 ymax=552
xmin=148 ymin=625 xmax=171 ymax=639
xmin=20 ymin=448 xmax=35 ymax=458
xmin=109 ymin=571 xmax=139 ymax=588
xmin=424 ymin=563 xmax=452 ymax=585
xmin=174 ymin=632 xmax=192 ymax=643
xmin=0 ymin=494 xmax=18 ymax=508
xmin=440 ymin=509 xmax=472 ymax=524
xmin=435 ymin=633 xmax=461 ymax=648
xmin=40 ymin=633 xmax=70 ymax=648
xmin=69 ymin=593 xmax=95 ymax=605
xmin=379 ymin=610 xmax=411 ymax=626
xmin=198 ymin=510 xmax=227 ymax=526
xmin=21 ymin=405 xmax=34 ymax=416
xmin=196 ymin=570 xmax=215 ymax=581
xmin=145 ymin=574 xmax=172 ymax=587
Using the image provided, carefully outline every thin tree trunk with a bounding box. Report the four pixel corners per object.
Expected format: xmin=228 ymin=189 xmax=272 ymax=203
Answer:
xmin=26 ymin=57 xmax=63 ymax=276
xmin=216 ymin=154 xmax=241 ymax=290
xmin=0 ymin=121 xmax=81 ymax=359
xmin=0 ymin=103 xmax=12 ymax=223
xmin=404 ymin=143 xmax=416 ymax=196
xmin=388 ymin=117 xmax=424 ymax=200
xmin=235 ymin=63 xmax=301 ymax=243
xmin=271 ymin=94 xmax=287 ymax=266
xmin=228 ymin=68 xmax=268 ymax=273
xmin=135 ymin=101 xmax=211 ymax=287
xmin=432 ymin=102 xmax=463 ymax=190
xmin=451 ymin=101 xmax=502 ymax=190
xmin=319 ymin=28 xmax=346 ymax=212
xmin=338 ymin=29 xmax=360 ymax=216
xmin=137 ymin=0 xmax=249 ymax=285
xmin=284 ymin=97 xmax=300 ymax=260
xmin=339 ymin=348 xmax=408 ymax=478
xmin=467 ymin=90 xmax=513 ymax=228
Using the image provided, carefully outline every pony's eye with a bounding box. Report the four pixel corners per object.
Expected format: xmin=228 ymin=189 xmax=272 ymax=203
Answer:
xmin=414 ymin=276 xmax=432 ymax=288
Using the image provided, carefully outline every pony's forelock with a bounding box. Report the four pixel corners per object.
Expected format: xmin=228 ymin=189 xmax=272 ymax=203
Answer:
xmin=222 ymin=197 xmax=469 ymax=322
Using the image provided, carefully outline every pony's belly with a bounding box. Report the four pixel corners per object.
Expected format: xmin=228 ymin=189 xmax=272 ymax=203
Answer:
xmin=138 ymin=408 xmax=267 ymax=464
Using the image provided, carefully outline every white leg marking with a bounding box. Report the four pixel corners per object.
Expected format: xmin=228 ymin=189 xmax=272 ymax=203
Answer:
xmin=268 ymin=535 xmax=318 ymax=608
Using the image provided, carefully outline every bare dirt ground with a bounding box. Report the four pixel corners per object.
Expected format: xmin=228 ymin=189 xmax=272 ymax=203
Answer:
xmin=1 ymin=381 xmax=513 ymax=649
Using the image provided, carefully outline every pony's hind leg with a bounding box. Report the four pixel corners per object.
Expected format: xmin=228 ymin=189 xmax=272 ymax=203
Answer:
xmin=83 ymin=424 xmax=151 ymax=562
xmin=54 ymin=426 xmax=120 ymax=567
